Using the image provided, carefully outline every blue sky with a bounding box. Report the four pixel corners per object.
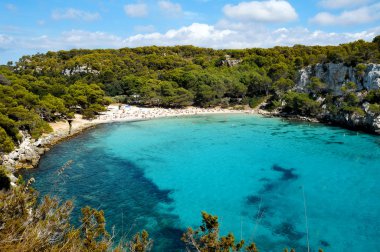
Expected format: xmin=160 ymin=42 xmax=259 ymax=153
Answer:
xmin=1 ymin=0 xmax=380 ymax=64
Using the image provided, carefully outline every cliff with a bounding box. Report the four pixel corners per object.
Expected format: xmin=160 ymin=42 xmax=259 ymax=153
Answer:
xmin=295 ymin=63 xmax=380 ymax=134
xmin=297 ymin=63 xmax=380 ymax=94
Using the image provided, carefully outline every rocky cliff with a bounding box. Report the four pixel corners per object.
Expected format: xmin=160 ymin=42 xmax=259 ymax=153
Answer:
xmin=295 ymin=63 xmax=380 ymax=134
xmin=0 ymin=132 xmax=54 ymax=171
xmin=297 ymin=63 xmax=380 ymax=94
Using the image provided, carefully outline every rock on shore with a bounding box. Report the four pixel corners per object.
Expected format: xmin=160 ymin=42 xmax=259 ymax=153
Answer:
xmin=1 ymin=133 xmax=54 ymax=171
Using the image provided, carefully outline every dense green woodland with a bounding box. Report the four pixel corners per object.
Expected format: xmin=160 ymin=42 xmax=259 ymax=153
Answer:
xmin=1 ymin=37 xmax=380 ymax=153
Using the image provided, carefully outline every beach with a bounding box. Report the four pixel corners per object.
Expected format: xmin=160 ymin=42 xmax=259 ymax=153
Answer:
xmin=2 ymin=105 xmax=257 ymax=174
xmin=51 ymin=105 xmax=256 ymax=134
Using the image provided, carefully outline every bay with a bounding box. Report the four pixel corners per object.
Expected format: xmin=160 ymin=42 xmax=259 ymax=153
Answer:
xmin=23 ymin=114 xmax=380 ymax=251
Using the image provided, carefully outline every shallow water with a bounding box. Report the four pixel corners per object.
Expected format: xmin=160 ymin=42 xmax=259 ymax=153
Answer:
xmin=23 ymin=114 xmax=380 ymax=251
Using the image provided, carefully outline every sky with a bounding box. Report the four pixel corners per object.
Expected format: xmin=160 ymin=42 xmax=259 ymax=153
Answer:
xmin=1 ymin=0 xmax=380 ymax=64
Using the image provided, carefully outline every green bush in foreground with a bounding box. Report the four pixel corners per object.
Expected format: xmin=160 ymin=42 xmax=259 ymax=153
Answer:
xmin=0 ymin=166 xmax=11 ymax=190
xmin=0 ymin=181 xmax=324 ymax=252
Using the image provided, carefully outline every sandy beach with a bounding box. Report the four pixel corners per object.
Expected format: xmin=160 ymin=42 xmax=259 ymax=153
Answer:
xmin=49 ymin=105 xmax=258 ymax=136
xmin=1 ymin=105 xmax=259 ymax=178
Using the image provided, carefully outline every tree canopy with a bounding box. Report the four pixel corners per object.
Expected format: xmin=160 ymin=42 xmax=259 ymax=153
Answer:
xmin=1 ymin=38 xmax=379 ymax=152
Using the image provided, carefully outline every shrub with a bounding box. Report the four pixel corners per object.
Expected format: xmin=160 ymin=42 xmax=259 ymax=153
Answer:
xmin=283 ymin=92 xmax=321 ymax=116
xmin=0 ymin=127 xmax=14 ymax=153
xmin=341 ymin=105 xmax=366 ymax=116
xmin=249 ymin=96 xmax=268 ymax=108
xmin=369 ymin=103 xmax=380 ymax=114
xmin=0 ymin=167 xmax=10 ymax=190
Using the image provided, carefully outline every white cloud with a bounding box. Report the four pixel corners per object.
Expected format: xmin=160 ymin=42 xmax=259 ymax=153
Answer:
xmin=124 ymin=23 xmax=235 ymax=48
xmin=311 ymin=3 xmax=380 ymax=25
xmin=52 ymin=8 xmax=100 ymax=21
xmin=223 ymin=0 xmax=298 ymax=22
xmin=158 ymin=1 xmax=182 ymax=15
xmin=266 ymin=26 xmax=379 ymax=46
xmin=123 ymin=22 xmax=380 ymax=49
xmin=1 ymin=24 xmax=380 ymax=64
xmin=124 ymin=3 xmax=148 ymax=18
xmin=319 ymin=0 xmax=371 ymax=9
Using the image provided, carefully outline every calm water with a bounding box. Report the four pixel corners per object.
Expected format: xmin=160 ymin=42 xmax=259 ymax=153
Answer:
xmin=23 ymin=114 xmax=380 ymax=251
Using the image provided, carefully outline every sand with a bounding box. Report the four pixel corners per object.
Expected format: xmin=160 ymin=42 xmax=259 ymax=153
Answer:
xmin=49 ymin=105 xmax=258 ymax=136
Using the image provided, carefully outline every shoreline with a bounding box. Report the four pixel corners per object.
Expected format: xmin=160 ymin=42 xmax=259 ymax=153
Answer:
xmin=1 ymin=106 xmax=258 ymax=180
xmin=3 ymin=104 xmax=376 ymax=183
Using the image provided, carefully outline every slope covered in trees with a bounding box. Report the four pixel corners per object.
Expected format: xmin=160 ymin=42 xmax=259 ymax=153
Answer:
xmin=1 ymin=37 xmax=380 ymax=152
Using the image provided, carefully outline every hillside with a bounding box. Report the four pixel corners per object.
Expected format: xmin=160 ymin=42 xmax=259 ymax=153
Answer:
xmin=1 ymin=37 xmax=380 ymax=153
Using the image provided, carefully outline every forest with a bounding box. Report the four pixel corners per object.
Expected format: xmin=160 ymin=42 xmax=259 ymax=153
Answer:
xmin=0 ymin=37 xmax=380 ymax=152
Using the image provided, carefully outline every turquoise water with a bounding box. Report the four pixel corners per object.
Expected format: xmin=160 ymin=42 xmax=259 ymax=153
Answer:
xmin=23 ymin=114 xmax=380 ymax=251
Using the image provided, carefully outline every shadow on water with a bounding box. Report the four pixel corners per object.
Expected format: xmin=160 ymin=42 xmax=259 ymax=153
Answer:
xmin=273 ymin=222 xmax=304 ymax=241
xmin=242 ymin=164 xmax=330 ymax=251
xmin=23 ymin=145 xmax=186 ymax=251
xmin=272 ymin=164 xmax=299 ymax=181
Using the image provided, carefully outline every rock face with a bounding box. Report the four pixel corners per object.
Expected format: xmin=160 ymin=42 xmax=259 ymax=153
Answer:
xmin=62 ymin=65 xmax=100 ymax=76
xmin=221 ymin=55 xmax=242 ymax=67
xmin=321 ymin=110 xmax=380 ymax=134
xmin=297 ymin=63 xmax=380 ymax=94
xmin=295 ymin=63 xmax=380 ymax=134
xmin=1 ymin=132 xmax=54 ymax=171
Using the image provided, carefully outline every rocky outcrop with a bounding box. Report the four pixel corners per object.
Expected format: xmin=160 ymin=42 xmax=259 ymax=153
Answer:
xmin=297 ymin=63 xmax=380 ymax=94
xmin=62 ymin=65 xmax=100 ymax=76
xmin=294 ymin=63 xmax=380 ymax=134
xmin=321 ymin=110 xmax=380 ymax=134
xmin=1 ymin=133 xmax=54 ymax=171
xmin=222 ymin=55 xmax=242 ymax=67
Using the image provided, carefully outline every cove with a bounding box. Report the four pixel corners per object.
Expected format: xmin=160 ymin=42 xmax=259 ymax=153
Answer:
xmin=22 ymin=114 xmax=380 ymax=251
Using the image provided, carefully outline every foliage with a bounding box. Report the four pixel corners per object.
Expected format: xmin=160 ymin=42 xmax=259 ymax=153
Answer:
xmin=341 ymin=105 xmax=366 ymax=116
xmin=368 ymin=103 xmax=380 ymax=114
xmin=124 ymin=230 xmax=153 ymax=252
xmin=249 ymin=96 xmax=268 ymax=109
xmin=0 ymin=182 xmax=151 ymax=252
xmin=0 ymin=181 xmax=326 ymax=252
xmin=0 ymin=127 xmax=14 ymax=153
xmin=283 ymin=92 xmax=321 ymax=116
xmin=366 ymin=89 xmax=380 ymax=103
xmin=80 ymin=206 xmax=111 ymax=251
xmin=182 ymin=211 xmax=255 ymax=252
xmin=1 ymin=38 xmax=380 ymax=151
xmin=271 ymin=78 xmax=294 ymax=95
xmin=0 ymin=166 xmax=11 ymax=190
xmin=307 ymin=77 xmax=327 ymax=95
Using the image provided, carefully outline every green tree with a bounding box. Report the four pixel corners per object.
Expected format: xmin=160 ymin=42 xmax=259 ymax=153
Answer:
xmin=307 ymin=77 xmax=327 ymax=95
xmin=0 ymin=127 xmax=14 ymax=152
xmin=373 ymin=35 xmax=380 ymax=51
xmin=195 ymin=85 xmax=217 ymax=107
xmin=182 ymin=212 xmax=257 ymax=252
xmin=81 ymin=206 xmax=111 ymax=251
xmin=272 ymin=78 xmax=294 ymax=96
xmin=37 ymin=94 xmax=68 ymax=121
xmin=283 ymin=92 xmax=321 ymax=116
xmin=0 ymin=166 xmax=11 ymax=190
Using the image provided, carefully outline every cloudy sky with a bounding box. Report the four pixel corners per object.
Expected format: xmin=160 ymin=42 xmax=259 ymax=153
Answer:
xmin=1 ymin=0 xmax=380 ymax=64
